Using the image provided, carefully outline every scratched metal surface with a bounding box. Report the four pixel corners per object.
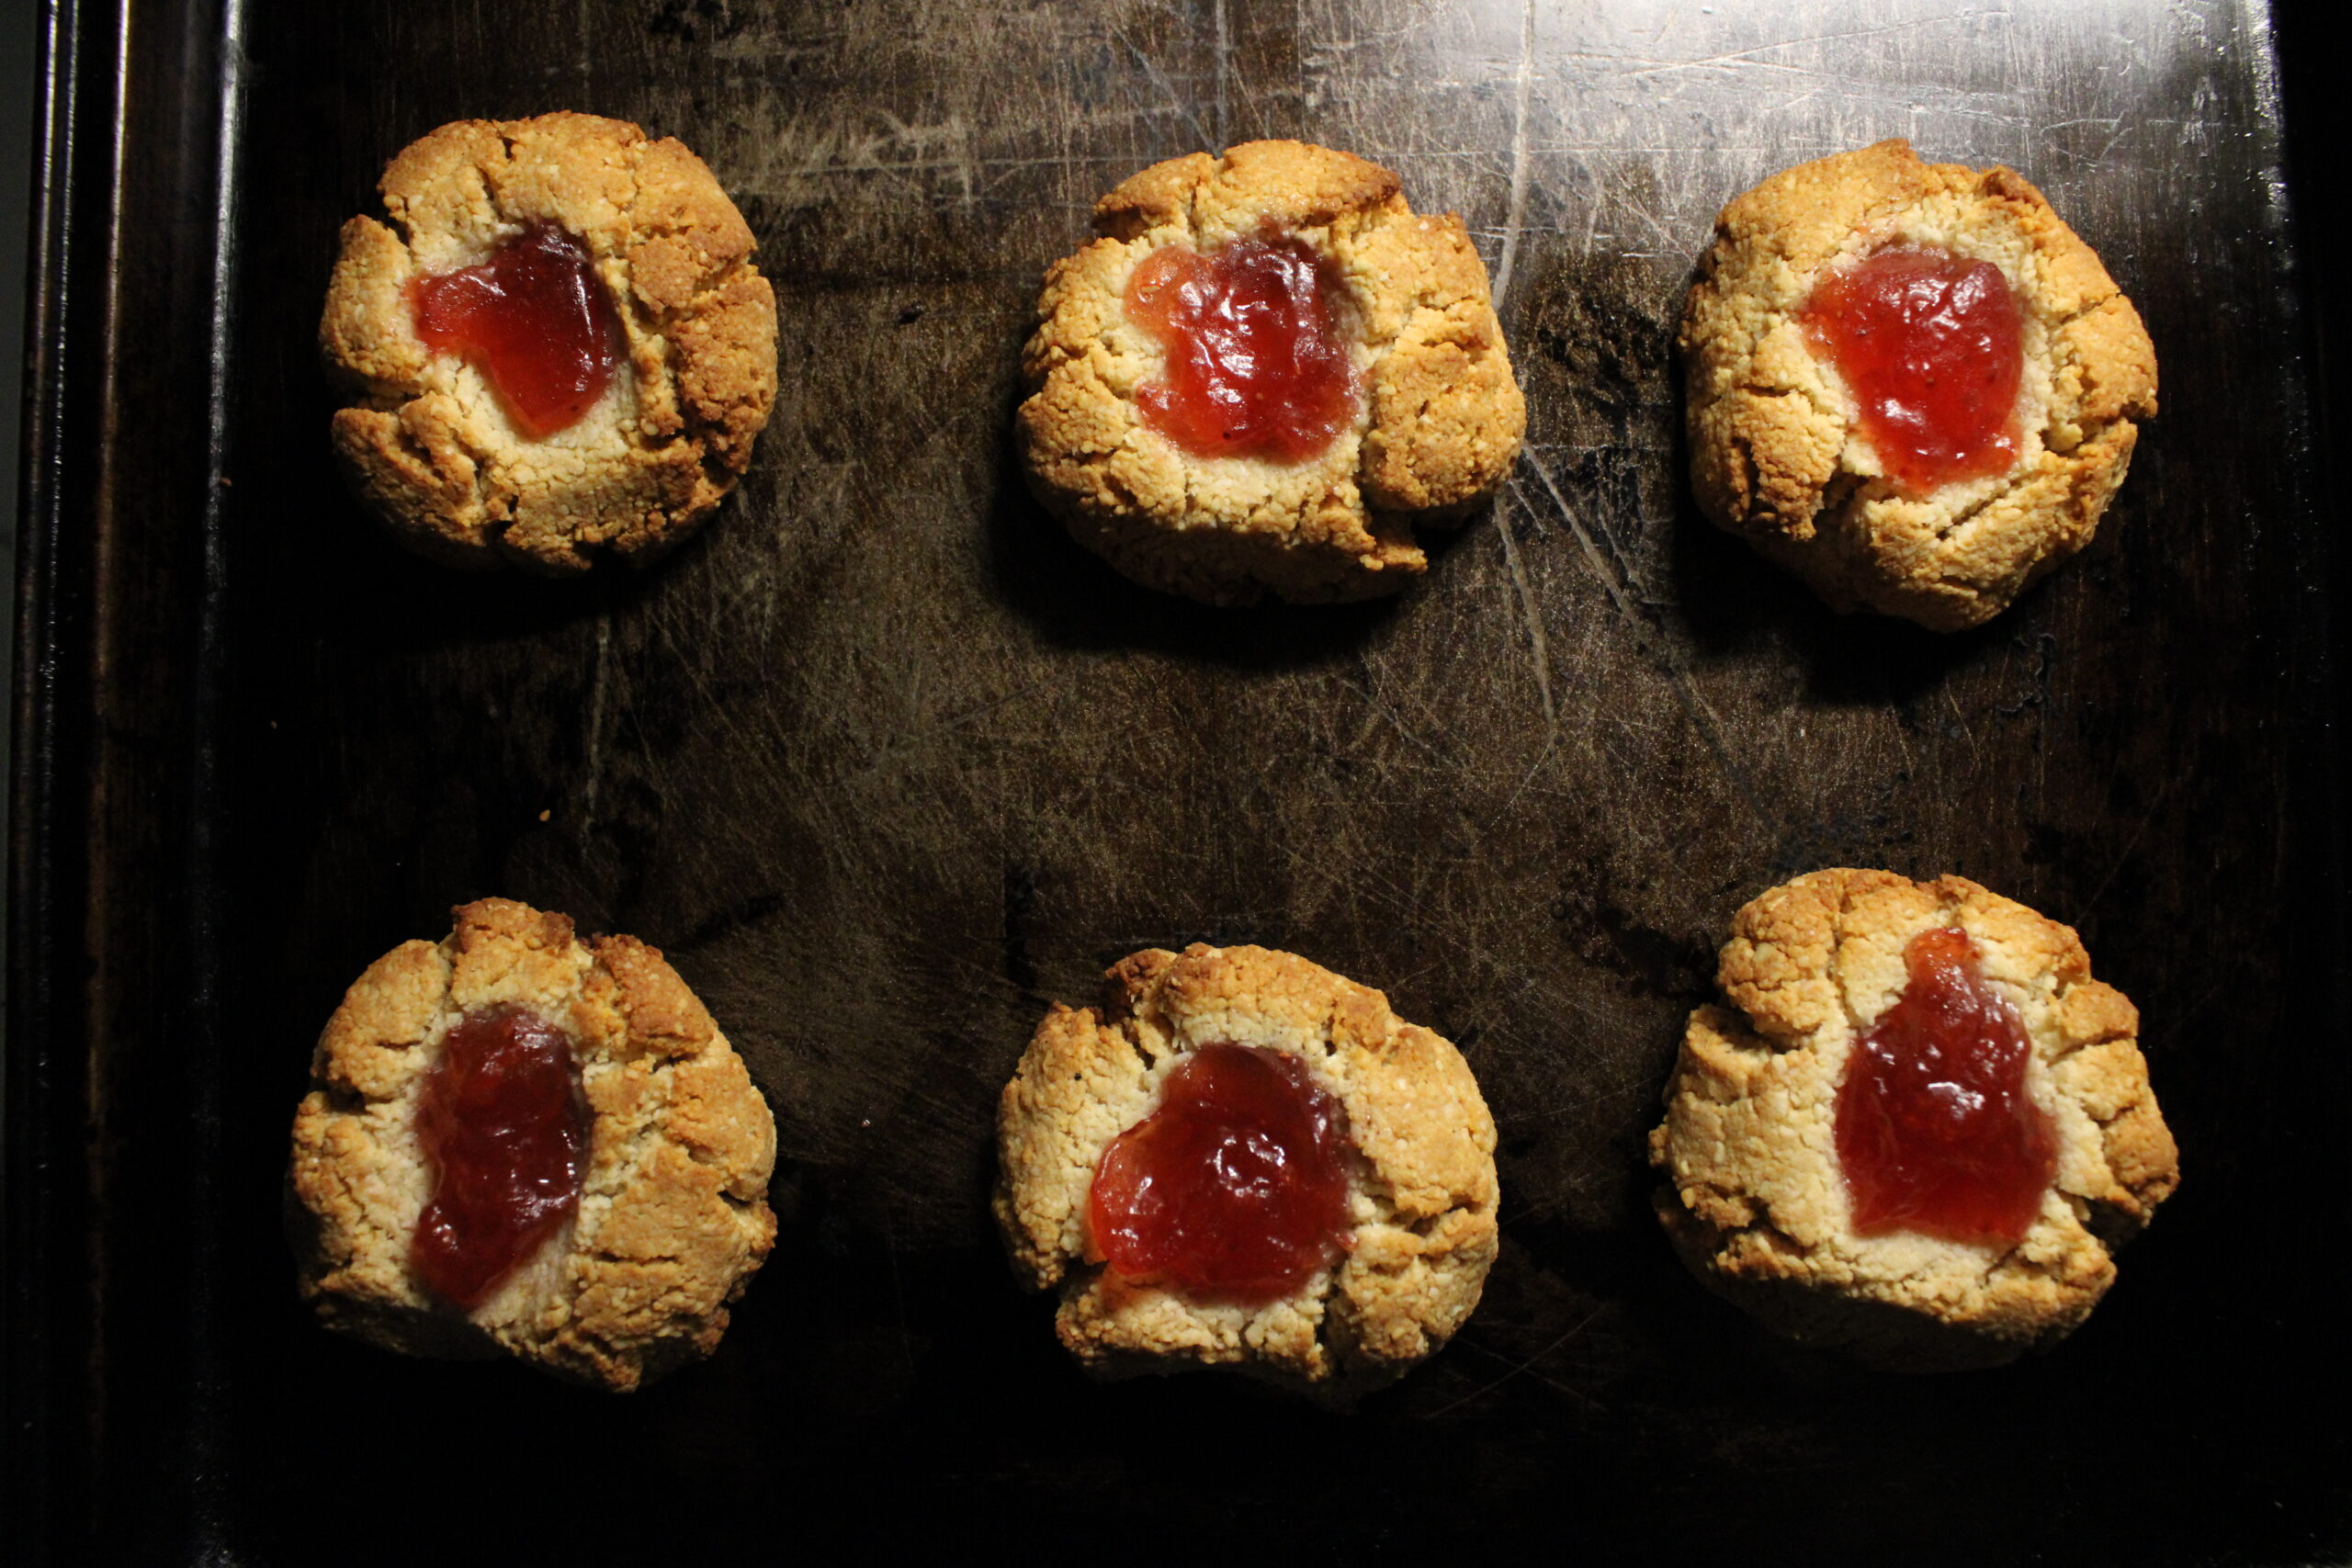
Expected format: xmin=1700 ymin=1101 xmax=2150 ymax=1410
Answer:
xmin=198 ymin=0 xmax=2338 ymax=1559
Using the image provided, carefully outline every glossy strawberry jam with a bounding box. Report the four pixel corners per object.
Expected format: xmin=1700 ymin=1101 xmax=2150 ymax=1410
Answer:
xmin=1800 ymin=245 xmax=2024 ymax=496
xmin=1125 ymin=231 xmax=1358 ymax=463
xmin=412 ymin=1004 xmax=589 ymax=1310
xmin=408 ymin=220 xmax=621 ymax=439
xmin=1089 ymin=1043 xmax=1353 ymax=1303
xmin=1835 ymin=927 xmax=2057 ymax=1247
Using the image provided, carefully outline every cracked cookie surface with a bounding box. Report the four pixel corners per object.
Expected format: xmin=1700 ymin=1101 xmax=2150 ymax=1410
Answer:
xmin=1680 ymin=140 xmax=2157 ymax=630
xmin=288 ymin=897 xmax=778 ymax=1391
xmin=1018 ymin=141 xmax=1525 ymax=604
xmin=994 ymin=942 xmax=1499 ymax=1396
xmin=322 ymin=114 xmax=777 ymax=571
xmin=1649 ymin=869 xmax=2177 ymax=1370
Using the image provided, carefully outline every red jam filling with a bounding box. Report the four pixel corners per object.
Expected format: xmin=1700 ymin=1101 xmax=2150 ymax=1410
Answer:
xmin=1088 ymin=1043 xmax=1354 ymax=1303
xmin=412 ymin=1004 xmax=589 ymax=1310
xmin=1835 ymin=927 xmax=2058 ymax=1247
xmin=407 ymin=220 xmax=622 ymax=439
xmin=1125 ymin=231 xmax=1358 ymax=463
xmin=1800 ymin=245 xmax=2025 ymax=496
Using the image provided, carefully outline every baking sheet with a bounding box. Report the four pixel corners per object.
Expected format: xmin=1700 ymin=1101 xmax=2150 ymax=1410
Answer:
xmin=11 ymin=0 xmax=2344 ymax=1559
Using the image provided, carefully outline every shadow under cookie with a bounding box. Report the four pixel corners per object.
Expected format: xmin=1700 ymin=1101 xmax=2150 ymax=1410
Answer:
xmin=983 ymin=425 xmax=1409 ymax=672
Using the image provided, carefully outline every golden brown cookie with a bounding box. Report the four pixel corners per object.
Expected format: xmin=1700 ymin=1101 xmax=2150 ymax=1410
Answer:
xmin=1018 ymin=141 xmax=1525 ymax=604
xmin=288 ymin=897 xmax=778 ymax=1390
xmin=1680 ymin=140 xmax=2158 ymax=630
xmin=321 ymin=114 xmax=777 ymax=571
xmin=1649 ymin=870 xmax=2177 ymax=1370
xmin=994 ymin=943 xmax=1499 ymax=1396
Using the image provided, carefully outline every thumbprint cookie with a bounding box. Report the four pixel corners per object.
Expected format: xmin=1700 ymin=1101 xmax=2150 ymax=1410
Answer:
xmin=321 ymin=113 xmax=777 ymax=570
xmin=1018 ymin=141 xmax=1525 ymax=604
xmin=1680 ymin=140 xmax=2157 ymax=629
xmin=1650 ymin=869 xmax=2177 ymax=1370
xmin=288 ymin=897 xmax=777 ymax=1390
xmin=995 ymin=942 xmax=1499 ymax=1396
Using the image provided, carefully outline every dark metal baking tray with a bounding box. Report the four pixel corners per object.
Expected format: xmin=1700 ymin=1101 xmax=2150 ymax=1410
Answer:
xmin=9 ymin=0 xmax=2346 ymax=1560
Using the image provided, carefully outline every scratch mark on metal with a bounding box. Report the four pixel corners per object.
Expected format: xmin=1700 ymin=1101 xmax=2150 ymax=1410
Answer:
xmin=848 ymin=680 xmax=1056 ymax=782
xmin=1490 ymin=0 xmax=1536 ymax=308
xmin=1481 ymin=728 xmax=1563 ymax=836
xmin=582 ymin=615 xmax=613 ymax=826
xmin=1616 ymin=12 xmax=1990 ymax=77
xmin=2080 ymin=769 xmax=2182 ymax=918
xmin=1113 ymin=26 xmax=1216 ymax=151
xmin=1516 ymin=450 xmax=1782 ymax=837
xmin=1493 ymin=498 xmax=1557 ymax=732
xmin=1943 ymin=685 xmax=1980 ymax=769
xmin=1357 ymin=660 xmax=1453 ymax=767
xmin=1425 ymin=1306 xmax=1608 ymax=1417
xmin=1212 ymin=0 xmax=1230 ymax=147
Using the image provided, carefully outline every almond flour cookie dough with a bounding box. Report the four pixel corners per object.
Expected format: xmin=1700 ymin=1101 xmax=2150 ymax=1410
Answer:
xmin=322 ymin=114 xmax=777 ymax=570
xmin=995 ymin=943 xmax=1500 ymax=1395
xmin=1681 ymin=140 xmax=2158 ymax=630
xmin=1650 ymin=870 xmax=2177 ymax=1371
xmin=288 ymin=897 xmax=777 ymax=1391
xmin=1018 ymin=141 xmax=1526 ymax=604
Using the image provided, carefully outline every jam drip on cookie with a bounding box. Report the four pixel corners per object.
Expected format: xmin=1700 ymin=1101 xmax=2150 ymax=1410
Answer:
xmin=1836 ymin=928 xmax=2057 ymax=1247
xmin=413 ymin=1005 xmax=590 ymax=1310
xmin=1801 ymin=246 xmax=2024 ymax=495
xmin=1090 ymin=1043 xmax=1353 ymax=1303
xmin=1125 ymin=231 xmax=1358 ymax=463
xmin=408 ymin=220 xmax=622 ymax=439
